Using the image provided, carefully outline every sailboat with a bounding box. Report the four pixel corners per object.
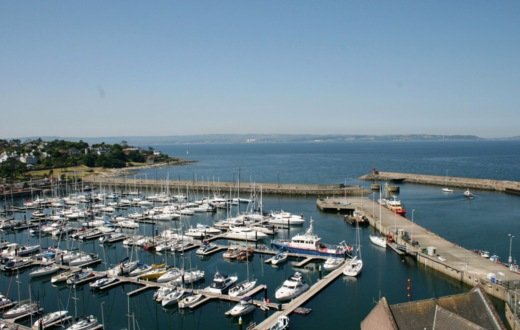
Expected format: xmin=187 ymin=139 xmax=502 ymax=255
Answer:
xmin=442 ymin=170 xmax=454 ymax=193
xmin=369 ymin=187 xmax=387 ymax=248
xmin=228 ymin=242 xmax=256 ymax=297
xmin=343 ymin=220 xmax=363 ymax=277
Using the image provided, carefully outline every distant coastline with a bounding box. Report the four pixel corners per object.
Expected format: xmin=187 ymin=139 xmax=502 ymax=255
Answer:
xmin=14 ymin=134 xmax=520 ymax=146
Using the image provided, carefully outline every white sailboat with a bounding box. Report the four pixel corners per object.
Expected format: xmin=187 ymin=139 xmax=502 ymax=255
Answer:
xmin=229 ymin=230 xmax=257 ymax=298
xmin=274 ymin=272 xmax=309 ymax=301
xmin=178 ymin=293 xmax=204 ymax=309
xmin=343 ymin=220 xmax=363 ymax=277
xmin=442 ymin=170 xmax=454 ymax=193
xmin=369 ymin=187 xmax=387 ymax=248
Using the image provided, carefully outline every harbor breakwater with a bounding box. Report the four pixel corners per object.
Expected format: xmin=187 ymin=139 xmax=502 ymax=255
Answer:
xmin=361 ymin=171 xmax=520 ymax=194
xmin=83 ymin=176 xmax=370 ymax=197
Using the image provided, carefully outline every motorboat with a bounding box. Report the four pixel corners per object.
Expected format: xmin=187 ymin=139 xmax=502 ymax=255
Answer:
xmin=271 ymin=219 xmax=352 ymax=257
xmin=205 ymin=272 xmax=238 ymax=294
xmin=236 ymin=248 xmax=254 ymax=262
xmin=322 ymin=256 xmax=345 ymax=271
xmin=343 ymin=256 xmax=363 ymax=277
xmin=32 ymin=310 xmax=69 ymax=329
xmin=185 ymin=224 xmax=221 ymax=239
xmin=225 ymin=296 xmax=255 ymax=317
xmin=268 ymin=315 xmax=290 ymax=330
xmin=267 ymin=211 xmax=305 ymax=226
xmin=161 ymin=288 xmax=185 ymax=307
xmin=384 ymin=197 xmax=406 ymax=216
xmin=178 ymin=293 xmax=204 ymax=309
xmin=29 ymin=263 xmax=60 ymax=277
xmin=228 ymin=279 xmax=257 ymax=297
xmin=65 ymin=314 xmax=99 ymax=330
xmin=267 ymin=251 xmax=288 ymax=265
xmin=274 ymin=272 xmax=309 ymax=301
xmin=99 ymin=232 xmax=127 ymax=244
xmin=464 ymin=189 xmax=475 ymax=199
xmin=224 ymin=226 xmax=268 ymax=242
xmin=196 ymin=241 xmax=219 ymax=256
xmin=222 ymin=246 xmax=241 ymax=260
xmin=3 ymin=302 xmax=41 ymax=319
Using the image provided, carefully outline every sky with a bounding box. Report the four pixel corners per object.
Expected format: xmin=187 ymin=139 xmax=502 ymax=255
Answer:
xmin=1 ymin=1 xmax=519 ymax=139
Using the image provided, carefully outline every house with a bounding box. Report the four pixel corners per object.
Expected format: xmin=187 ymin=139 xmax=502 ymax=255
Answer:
xmin=19 ymin=153 xmax=37 ymax=166
xmin=0 ymin=152 xmax=9 ymax=163
xmin=361 ymin=286 xmax=506 ymax=330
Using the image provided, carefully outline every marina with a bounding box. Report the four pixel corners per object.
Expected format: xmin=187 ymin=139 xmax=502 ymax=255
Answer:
xmin=1 ymin=141 xmax=520 ymax=329
xmin=1 ymin=189 xmax=517 ymax=329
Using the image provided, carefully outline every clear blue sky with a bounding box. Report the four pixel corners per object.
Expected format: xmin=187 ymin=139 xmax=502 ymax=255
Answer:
xmin=1 ymin=1 xmax=519 ymax=138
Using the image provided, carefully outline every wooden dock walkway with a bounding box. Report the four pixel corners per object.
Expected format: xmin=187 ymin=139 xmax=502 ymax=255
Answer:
xmin=360 ymin=170 xmax=520 ymax=194
xmin=254 ymin=265 xmax=345 ymax=329
xmin=317 ymin=197 xmax=520 ymax=302
xmin=83 ymin=176 xmax=370 ymax=197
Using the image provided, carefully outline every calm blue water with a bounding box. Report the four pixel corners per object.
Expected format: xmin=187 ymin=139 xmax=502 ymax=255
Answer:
xmin=134 ymin=140 xmax=520 ymax=184
xmin=2 ymin=140 xmax=520 ymax=329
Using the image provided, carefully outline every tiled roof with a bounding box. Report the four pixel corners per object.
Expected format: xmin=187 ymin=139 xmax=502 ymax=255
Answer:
xmin=362 ymin=286 xmax=506 ymax=330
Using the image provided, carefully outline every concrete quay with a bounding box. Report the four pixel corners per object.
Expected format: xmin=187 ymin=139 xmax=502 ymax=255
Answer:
xmin=360 ymin=171 xmax=520 ymax=194
xmin=318 ymin=197 xmax=520 ymax=301
xmin=83 ymin=176 xmax=370 ymax=197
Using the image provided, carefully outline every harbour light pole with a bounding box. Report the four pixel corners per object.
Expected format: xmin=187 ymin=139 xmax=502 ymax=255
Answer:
xmin=509 ymin=233 xmax=515 ymax=265
xmin=411 ymin=209 xmax=415 ymax=243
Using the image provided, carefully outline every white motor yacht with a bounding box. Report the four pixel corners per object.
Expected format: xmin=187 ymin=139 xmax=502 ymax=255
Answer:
xmin=205 ymin=272 xmax=238 ymax=294
xmin=322 ymin=256 xmax=345 ymax=271
xmin=228 ymin=279 xmax=257 ymax=297
xmin=274 ymin=272 xmax=309 ymax=301
xmin=268 ymin=315 xmax=290 ymax=330
xmin=225 ymin=297 xmax=255 ymax=317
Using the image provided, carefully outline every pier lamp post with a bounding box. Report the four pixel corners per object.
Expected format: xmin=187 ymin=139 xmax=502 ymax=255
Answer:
xmin=509 ymin=234 xmax=515 ymax=266
xmin=411 ymin=209 xmax=415 ymax=242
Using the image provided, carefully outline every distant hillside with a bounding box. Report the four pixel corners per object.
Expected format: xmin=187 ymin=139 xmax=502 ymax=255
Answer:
xmin=31 ymin=134 xmax=487 ymax=145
